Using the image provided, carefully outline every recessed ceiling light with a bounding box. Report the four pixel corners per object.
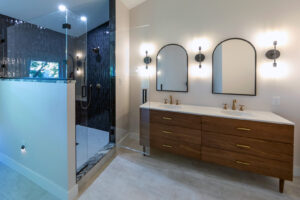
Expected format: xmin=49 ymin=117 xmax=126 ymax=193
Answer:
xmin=58 ymin=5 xmax=67 ymax=12
xmin=80 ymin=16 xmax=87 ymax=22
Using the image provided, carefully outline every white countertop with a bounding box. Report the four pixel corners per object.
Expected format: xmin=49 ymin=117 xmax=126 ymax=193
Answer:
xmin=140 ymin=102 xmax=294 ymax=125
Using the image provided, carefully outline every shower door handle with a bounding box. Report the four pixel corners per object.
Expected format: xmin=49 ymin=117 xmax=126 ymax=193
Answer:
xmin=82 ymin=85 xmax=87 ymax=98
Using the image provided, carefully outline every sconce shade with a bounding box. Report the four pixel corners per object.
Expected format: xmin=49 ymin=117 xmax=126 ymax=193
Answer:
xmin=266 ymin=49 xmax=280 ymax=60
xmin=144 ymin=56 xmax=152 ymax=65
xmin=195 ymin=54 xmax=205 ymax=62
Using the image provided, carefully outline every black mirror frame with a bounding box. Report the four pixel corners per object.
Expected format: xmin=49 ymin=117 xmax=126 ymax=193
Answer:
xmin=212 ymin=38 xmax=257 ymax=96
xmin=156 ymin=44 xmax=189 ymax=93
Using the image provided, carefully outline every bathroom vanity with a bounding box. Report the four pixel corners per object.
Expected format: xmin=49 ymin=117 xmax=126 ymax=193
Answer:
xmin=140 ymin=102 xmax=294 ymax=193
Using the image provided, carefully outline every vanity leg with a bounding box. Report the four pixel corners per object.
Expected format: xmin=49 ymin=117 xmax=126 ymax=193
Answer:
xmin=143 ymin=146 xmax=146 ymax=156
xmin=279 ymin=179 xmax=284 ymax=193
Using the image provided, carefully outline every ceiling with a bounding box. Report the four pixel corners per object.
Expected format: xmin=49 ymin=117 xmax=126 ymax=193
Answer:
xmin=0 ymin=0 xmax=109 ymax=36
xmin=121 ymin=0 xmax=147 ymax=9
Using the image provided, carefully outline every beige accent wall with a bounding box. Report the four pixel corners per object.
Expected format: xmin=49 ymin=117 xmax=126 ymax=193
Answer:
xmin=127 ymin=0 xmax=300 ymax=175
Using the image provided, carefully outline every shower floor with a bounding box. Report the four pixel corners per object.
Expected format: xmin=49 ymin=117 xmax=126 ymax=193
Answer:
xmin=76 ymin=125 xmax=110 ymax=171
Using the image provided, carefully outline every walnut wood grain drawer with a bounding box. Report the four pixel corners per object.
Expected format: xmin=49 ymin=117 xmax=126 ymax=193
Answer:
xmin=201 ymin=147 xmax=293 ymax=180
xmin=202 ymin=131 xmax=293 ymax=162
xmin=150 ymin=110 xmax=202 ymax=130
xmin=151 ymin=138 xmax=201 ymax=160
xmin=150 ymin=123 xmax=201 ymax=145
xmin=202 ymin=116 xmax=294 ymax=144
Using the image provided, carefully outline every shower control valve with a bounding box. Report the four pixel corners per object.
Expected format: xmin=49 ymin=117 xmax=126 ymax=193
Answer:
xmin=96 ymin=83 xmax=102 ymax=89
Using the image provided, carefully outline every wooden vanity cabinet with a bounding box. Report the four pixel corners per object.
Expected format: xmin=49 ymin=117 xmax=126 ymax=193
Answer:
xmin=145 ymin=109 xmax=202 ymax=159
xmin=140 ymin=108 xmax=294 ymax=193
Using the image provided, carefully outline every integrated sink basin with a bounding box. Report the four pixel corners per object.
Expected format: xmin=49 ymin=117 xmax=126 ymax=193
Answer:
xmin=221 ymin=110 xmax=253 ymax=117
xmin=159 ymin=104 xmax=182 ymax=110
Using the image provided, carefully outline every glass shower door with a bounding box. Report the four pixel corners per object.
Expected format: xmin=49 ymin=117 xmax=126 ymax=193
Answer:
xmin=116 ymin=24 xmax=152 ymax=155
xmin=70 ymin=10 xmax=115 ymax=180
xmin=63 ymin=10 xmax=90 ymax=178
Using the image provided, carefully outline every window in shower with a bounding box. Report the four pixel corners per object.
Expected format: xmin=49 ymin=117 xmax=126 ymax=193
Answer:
xmin=29 ymin=60 xmax=59 ymax=78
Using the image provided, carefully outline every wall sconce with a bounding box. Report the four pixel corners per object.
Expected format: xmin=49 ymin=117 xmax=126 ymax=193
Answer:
xmin=144 ymin=51 xmax=152 ymax=69
xmin=76 ymin=56 xmax=83 ymax=68
xmin=195 ymin=46 xmax=205 ymax=68
xmin=265 ymin=41 xmax=281 ymax=67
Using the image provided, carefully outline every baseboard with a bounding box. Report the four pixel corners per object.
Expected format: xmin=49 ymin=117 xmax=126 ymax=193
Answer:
xmin=295 ymin=165 xmax=300 ymax=177
xmin=68 ymin=184 xmax=79 ymax=200
xmin=0 ymin=152 xmax=77 ymax=200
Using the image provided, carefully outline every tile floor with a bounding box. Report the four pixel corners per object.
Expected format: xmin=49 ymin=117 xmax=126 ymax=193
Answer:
xmin=0 ymin=163 xmax=58 ymax=200
xmin=78 ymin=147 xmax=300 ymax=200
xmin=1 ymin=133 xmax=299 ymax=200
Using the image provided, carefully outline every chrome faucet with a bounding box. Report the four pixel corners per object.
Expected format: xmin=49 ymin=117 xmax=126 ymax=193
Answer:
xmin=232 ymin=99 xmax=237 ymax=110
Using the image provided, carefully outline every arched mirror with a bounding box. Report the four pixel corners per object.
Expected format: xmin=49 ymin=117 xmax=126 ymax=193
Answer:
xmin=212 ymin=38 xmax=256 ymax=96
xmin=156 ymin=44 xmax=188 ymax=92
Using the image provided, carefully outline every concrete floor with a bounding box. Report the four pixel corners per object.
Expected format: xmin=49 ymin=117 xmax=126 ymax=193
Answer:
xmin=78 ymin=146 xmax=300 ymax=200
xmin=0 ymin=163 xmax=58 ymax=200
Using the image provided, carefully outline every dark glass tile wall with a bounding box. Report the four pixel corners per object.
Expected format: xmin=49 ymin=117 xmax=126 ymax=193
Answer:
xmin=0 ymin=14 xmax=16 ymax=77
xmin=6 ymin=23 xmax=67 ymax=78
xmin=76 ymin=22 xmax=111 ymax=132
xmin=0 ymin=13 xmax=84 ymax=79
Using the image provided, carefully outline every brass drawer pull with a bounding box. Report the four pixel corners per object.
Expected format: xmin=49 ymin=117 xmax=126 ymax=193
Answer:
xmin=162 ymin=130 xmax=173 ymax=134
xmin=162 ymin=117 xmax=172 ymax=120
xmin=236 ymin=144 xmax=251 ymax=149
xmin=235 ymin=160 xmax=251 ymax=166
xmin=237 ymin=127 xmax=251 ymax=131
xmin=162 ymin=144 xmax=173 ymax=148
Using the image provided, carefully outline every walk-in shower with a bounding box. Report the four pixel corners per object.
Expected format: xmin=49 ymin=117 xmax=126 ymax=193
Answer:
xmin=74 ymin=21 xmax=115 ymax=180
xmin=0 ymin=1 xmax=116 ymax=197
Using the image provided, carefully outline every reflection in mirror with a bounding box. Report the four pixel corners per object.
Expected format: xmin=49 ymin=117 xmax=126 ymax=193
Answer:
xmin=156 ymin=44 xmax=188 ymax=92
xmin=213 ymin=38 xmax=256 ymax=96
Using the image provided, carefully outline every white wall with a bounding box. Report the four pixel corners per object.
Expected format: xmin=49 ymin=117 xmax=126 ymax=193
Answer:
xmin=0 ymin=80 xmax=77 ymax=199
xmin=129 ymin=0 xmax=300 ymax=175
xmin=116 ymin=0 xmax=130 ymax=143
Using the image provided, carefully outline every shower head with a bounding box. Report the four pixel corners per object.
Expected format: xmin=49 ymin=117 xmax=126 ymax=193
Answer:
xmin=92 ymin=47 xmax=100 ymax=54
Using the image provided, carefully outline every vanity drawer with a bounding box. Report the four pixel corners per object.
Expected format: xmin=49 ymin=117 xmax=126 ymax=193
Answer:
xmin=202 ymin=131 xmax=293 ymax=162
xmin=150 ymin=123 xmax=201 ymax=145
xmin=151 ymin=138 xmax=201 ymax=160
xmin=202 ymin=116 xmax=294 ymax=144
xmin=150 ymin=110 xmax=202 ymax=130
xmin=201 ymin=147 xmax=293 ymax=180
